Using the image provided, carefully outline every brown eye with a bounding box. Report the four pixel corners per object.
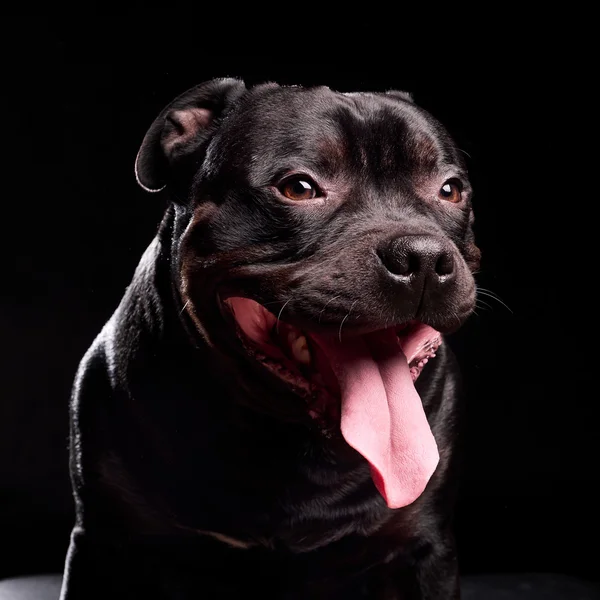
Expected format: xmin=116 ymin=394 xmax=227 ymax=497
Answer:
xmin=278 ymin=177 xmax=320 ymax=201
xmin=438 ymin=180 xmax=462 ymax=203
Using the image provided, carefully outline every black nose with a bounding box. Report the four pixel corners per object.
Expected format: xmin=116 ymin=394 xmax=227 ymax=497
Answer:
xmin=378 ymin=235 xmax=455 ymax=285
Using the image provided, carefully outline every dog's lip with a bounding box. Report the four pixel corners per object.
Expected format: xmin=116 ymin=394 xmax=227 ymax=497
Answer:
xmin=217 ymin=290 xmax=410 ymax=337
xmin=218 ymin=294 xmax=341 ymax=425
xmin=219 ymin=294 xmax=440 ymax=378
xmin=217 ymin=290 xmax=456 ymax=337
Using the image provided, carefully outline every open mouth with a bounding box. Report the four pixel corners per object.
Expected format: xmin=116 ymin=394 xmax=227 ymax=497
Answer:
xmin=223 ymin=296 xmax=442 ymax=509
xmin=224 ymin=298 xmax=441 ymax=400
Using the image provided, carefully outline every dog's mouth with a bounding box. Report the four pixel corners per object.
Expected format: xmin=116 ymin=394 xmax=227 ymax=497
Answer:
xmin=223 ymin=296 xmax=442 ymax=509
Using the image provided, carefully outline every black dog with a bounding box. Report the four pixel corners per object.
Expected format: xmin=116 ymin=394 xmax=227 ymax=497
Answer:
xmin=60 ymin=79 xmax=480 ymax=599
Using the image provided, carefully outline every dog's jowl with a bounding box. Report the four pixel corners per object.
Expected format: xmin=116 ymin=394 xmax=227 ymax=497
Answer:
xmin=60 ymin=79 xmax=480 ymax=600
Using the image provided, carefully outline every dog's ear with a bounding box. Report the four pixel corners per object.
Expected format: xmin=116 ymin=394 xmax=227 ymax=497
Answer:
xmin=385 ymin=90 xmax=414 ymax=104
xmin=135 ymin=78 xmax=247 ymax=193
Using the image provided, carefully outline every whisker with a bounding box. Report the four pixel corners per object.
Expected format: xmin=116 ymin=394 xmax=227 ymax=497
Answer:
xmin=339 ymin=300 xmax=358 ymax=343
xmin=179 ymin=299 xmax=190 ymax=316
xmin=319 ymin=295 xmax=342 ymax=323
xmin=451 ymin=307 xmax=462 ymax=326
xmin=276 ymin=298 xmax=293 ymax=334
xmin=477 ymin=287 xmax=514 ymax=314
xmin=475 ymin=298 xmax=493 ymax=311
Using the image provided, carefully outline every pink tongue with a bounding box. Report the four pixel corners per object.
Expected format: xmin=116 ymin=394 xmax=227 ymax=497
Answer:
xmin=312 ymin=329 xmax=439 ymax=509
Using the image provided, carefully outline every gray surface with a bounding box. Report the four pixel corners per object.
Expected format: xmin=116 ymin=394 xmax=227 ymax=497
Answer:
xmin=462 ymin=573 xmax=600 ymax=599
xmin=0 ymin=575 xmax=62 ymax=600
xmin=0 ymin=573 xmax=599 ymax=599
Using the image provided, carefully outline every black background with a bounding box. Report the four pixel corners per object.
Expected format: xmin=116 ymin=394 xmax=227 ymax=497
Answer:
xmin=2 ymin=21 xmax=597 ymax=582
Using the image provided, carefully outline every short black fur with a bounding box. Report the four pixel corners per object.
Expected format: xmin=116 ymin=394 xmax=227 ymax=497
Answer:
xmin=61 ymin=79 xmax=480 ymax=599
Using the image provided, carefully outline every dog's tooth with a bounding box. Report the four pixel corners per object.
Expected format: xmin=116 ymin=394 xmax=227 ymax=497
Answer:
xmin=291 ymin=335 xmax=311 ymax=365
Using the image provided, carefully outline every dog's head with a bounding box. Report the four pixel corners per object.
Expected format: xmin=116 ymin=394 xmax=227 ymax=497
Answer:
xmin=136 ymin=78 xmax=480 ymax=508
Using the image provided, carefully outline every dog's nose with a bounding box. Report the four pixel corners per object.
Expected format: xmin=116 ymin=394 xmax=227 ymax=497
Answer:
xmin=378 ymin=235 xmax=455 ymax=285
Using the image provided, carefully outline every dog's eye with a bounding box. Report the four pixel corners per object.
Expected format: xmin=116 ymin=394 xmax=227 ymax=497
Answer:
xmin=278 ymin=177 xmax=320 ymax=201
xmin=438 ymin=180 xmax=462 ymax=203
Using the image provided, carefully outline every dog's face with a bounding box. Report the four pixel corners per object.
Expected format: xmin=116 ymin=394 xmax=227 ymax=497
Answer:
xmin=136 ymin=79 xmax=480 ymax=506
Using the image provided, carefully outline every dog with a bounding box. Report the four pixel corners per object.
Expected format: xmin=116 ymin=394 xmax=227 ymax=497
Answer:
xmin=60 ymin=78 xmax=480 ymax=599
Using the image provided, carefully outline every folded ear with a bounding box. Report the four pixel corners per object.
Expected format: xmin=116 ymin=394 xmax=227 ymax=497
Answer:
xmin=385 ymin=90 xmax=414 ymax=104
xmin=135 ymin=78 xmax=247 ymax=193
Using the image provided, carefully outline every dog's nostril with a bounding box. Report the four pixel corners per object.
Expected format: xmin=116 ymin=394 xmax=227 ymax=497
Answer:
xmin=378 ymin=245 xmax=419 ymax=276
xmin=383 ymin=251 xmax=417 ymax=276
xmin=435 ymin=252 xmax=454 ymax=276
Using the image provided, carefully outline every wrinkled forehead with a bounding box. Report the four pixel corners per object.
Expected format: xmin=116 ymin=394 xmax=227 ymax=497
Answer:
xmin=209 ymin=86 xmax=464 ymax=184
